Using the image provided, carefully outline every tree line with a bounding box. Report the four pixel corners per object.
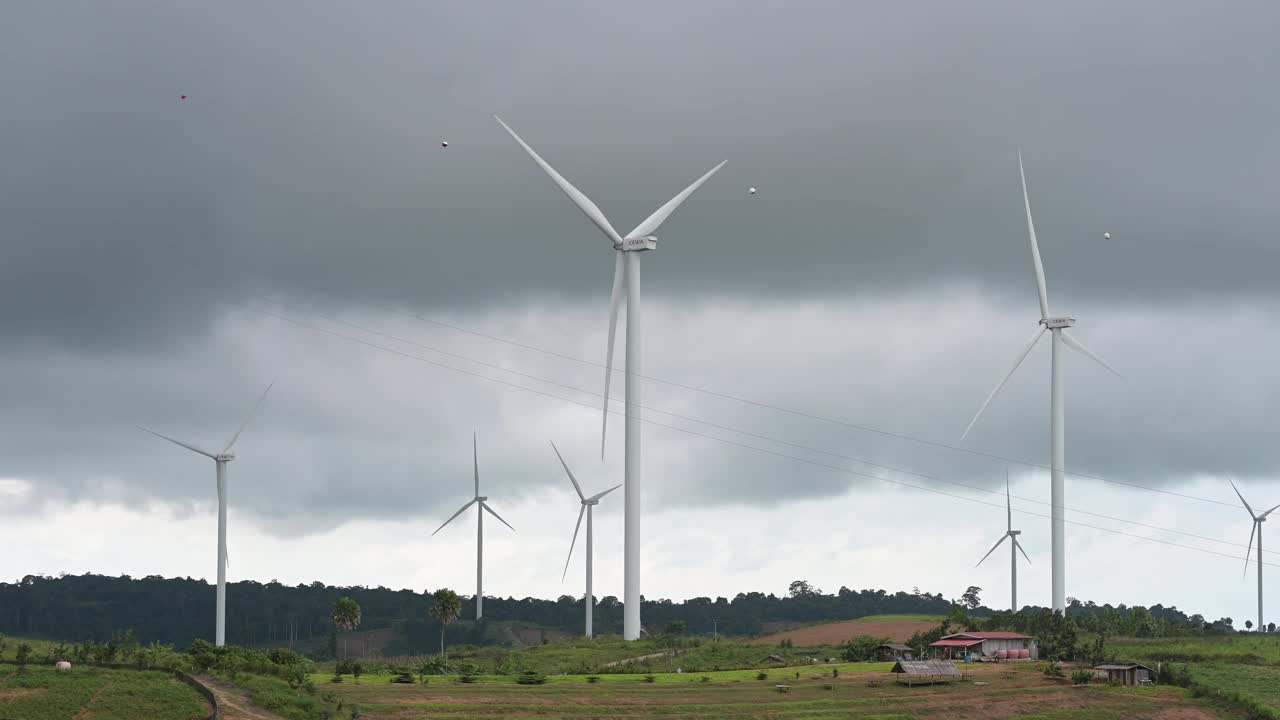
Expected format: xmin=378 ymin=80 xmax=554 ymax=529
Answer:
xmin=1 ymin=574 xmax=963 ymax=652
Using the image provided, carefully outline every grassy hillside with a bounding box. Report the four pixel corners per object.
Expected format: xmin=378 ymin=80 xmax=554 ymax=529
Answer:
xmin=0 ymin=664 xmax=209 ymax=720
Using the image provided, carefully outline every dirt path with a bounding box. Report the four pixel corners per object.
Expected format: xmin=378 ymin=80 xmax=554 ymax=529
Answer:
xmin=71 ymin=680 xmax=113 ymax=720
xmin=602 ymin=650 xmax=679 ymax=668
xmin=192 ymin=675 xmax=284 ymax=720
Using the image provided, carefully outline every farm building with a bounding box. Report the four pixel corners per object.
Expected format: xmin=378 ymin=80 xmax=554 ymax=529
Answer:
xmin=876 ymin=643 xmax=913 ymax=661
xmin=891 ymin=659 xmax=962 ymax=686
xmin=929 ymin=632 xmax=1037 ymax=660
xmin=1093 ymin=663 xmax=1155 ymax=686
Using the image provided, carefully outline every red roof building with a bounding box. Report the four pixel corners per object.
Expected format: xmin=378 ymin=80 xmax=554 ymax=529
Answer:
xmin=928 ymin=632 xmax=1038 ymax=660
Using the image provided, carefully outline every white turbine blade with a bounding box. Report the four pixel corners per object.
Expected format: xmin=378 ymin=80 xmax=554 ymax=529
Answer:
xmin=1244 ymin=521 xmax=1257 ymax=578
xmin=481 ymin=501 xmax=516 ymax=532
xmin=1259 ymin=502 xmax=1280 ymax=520
xmin=1005 ymin=469 xmax=1012 ymax=532
xmin=431 ymin=499 xmax=477 ymax=536
xmin=561 ymin=504 xmax=586 ymax=581
xmin=961 ymin=326 xmax=1047 ymax=440
xmin=1061 ymin=330 xmax=1121 ymax=378
xmin=586 ymin=484 xmax=622 ymax=503
xmin=224 ymin=381 xmax=274 ymax=453
xmin=625 ymin=160 xmax=727 ymax=239
xmin=975 ymin=534 xmax=1009 ymax=567
xmin=551 ymin=441 xmax=585 ymax=500
xmin=137 ymin=425 xmax=218 ymax=459
xmin=494 ymin=116 xmax=624 ymax=247
xmin=1229 ymin=478 xmax=1257 ymax=518
xmin=1018 ymin=150 xmax=1050 ymax=320
xmin=473 ymin=432 xmax=480 ymax=498
xmin=601 ymin=251 xmax=624 ymax=458
xmin=1014 ymin=536 xmax=1032 ymax=564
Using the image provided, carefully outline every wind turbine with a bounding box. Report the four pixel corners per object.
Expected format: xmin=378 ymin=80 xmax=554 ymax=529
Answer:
xmin=138 ymin=381 xmax=274 ymax=647
xmin=976 ymin=471 xmax=1032 ymax=611
xmin=961 ymin=151 xmax=1120 ymax=613
xmin=496 ymin=116 xmax=724 ymax=640
xmin=551 ymin=441 xmax=620 ymax=638
xmin=432 ymin=433 xmax=515 ymax=620
xmin=1230 ymin=479 xmax=1279 ymax=633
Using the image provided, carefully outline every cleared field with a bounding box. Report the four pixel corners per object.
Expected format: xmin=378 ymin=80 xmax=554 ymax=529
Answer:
xmin=323 ymin=662 xmax=1230 ymax=720
xmin=756 ymin=614 xmax=944 ymax=645
xmin=0 ymin=663 xmax=210 ymax=720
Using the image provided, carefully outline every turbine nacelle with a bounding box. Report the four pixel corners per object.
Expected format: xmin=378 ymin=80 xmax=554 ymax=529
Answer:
xmin=476 ymin=496 xmax=488 ymax=502
xmin=1041 ymin=316 xmax=1076 ymax=329
xmin=617 ymin=236 xmax=657 ymax=252
xmin=216 ymin=453 xmax=235 ymax=462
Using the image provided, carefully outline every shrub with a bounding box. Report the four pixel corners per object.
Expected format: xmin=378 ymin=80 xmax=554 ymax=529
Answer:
xmin=586 ymin=676 xmax=601 ymax=684
xmin=700 ymin=675 xmax=711 ymax=683
xmin=330 ymin=673 xmax=344 ymax=683
xmin=643 ymin=675 xmax=657 ymax=683
xmin=841 ymin=635 xmax=890 ymax=662
xmin=1042 ymin=660 xmax=1064 ymax=678
xmin=458 ymin=675 xmax=478 ymax=684
xmin=822 ymin=683 xmax=835 ymax=691
xmin=1071 ymin=669 xmax=1094 ymax=685
xmin=516 ymin=670 xmax=546 ymax=685
xmin=15 ymin=642 xmax=32 ymax=667
xmin=756 ymin=672 xmax=768 ymax=681
xmin=832 ymin=668 xmax=839 ymax=678
xmin=392 ymin=672 xmax=415 ymax=684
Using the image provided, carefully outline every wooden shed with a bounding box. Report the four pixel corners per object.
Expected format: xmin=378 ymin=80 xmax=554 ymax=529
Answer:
xmin=876 ymin=643 xmax=913 ymax=661
xmin=1093 ymin=663 xmax=1154 ymax=686
xmin=891 ymin=659 xmax=962 ymax=686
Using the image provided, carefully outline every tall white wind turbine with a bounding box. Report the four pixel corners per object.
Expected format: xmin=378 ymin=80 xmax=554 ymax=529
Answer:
xmin=962 ymin=152 xmax=1120 ymax=613
xmin=1230 ymin=479 xmax=1279 ymax=633
xmin=552 ymin=441 xmax=620 ymax=638
xmin=976 ymin=471 xmax=1032 ymax=611
xmin=496 ymin=116 xmax=724 ymax=640
xmin=432 ymin=433 xmax=515 ymax=620
xmin=138 ymin=381 xmax=274 ymax=647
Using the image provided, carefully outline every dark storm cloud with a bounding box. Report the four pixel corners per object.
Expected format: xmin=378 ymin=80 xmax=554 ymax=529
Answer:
xmin=3 ymin=1 xmax=1279 ymax=350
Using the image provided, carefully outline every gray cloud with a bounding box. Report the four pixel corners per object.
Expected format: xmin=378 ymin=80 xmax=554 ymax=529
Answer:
xmin=3 ymin=1 xmax=1279 ymax=351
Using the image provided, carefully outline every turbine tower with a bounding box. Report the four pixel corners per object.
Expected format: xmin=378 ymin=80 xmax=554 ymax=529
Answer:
xmin=138 ymin=381 xmax=274 ymax=646
xmin=1230 ymin=479 xmax=1279 ymax=633
xmin=976 ymin=471 xmax=1032 ymax=611
xmin=552 ymin=441 xmax=621 ymax=638
xmin=433 ymin=433 xmax=515 ymax=620
xmin=962 ymin=152 xmax=1120 ymax=613
xmin=497 ymin=116 xmax=724 ymax=640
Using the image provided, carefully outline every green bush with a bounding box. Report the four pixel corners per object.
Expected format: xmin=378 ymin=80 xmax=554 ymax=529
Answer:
xmin=700 ymin=675 xmax=711 ymax=683
xmin=1042 ymin=660 xmax=1064 ymax=678
xmin=586 ymin=675 xmax=601 ymax=683
xmin=458 ymin=674 xmax=478 ymax=684
xmin=516 ymin=670 xmax=547 ymax=685
xmin=643 ymin=674 xmax=657 ymax=683
xmin=1071 ymin=669 xmax=1094 ymax=685
xmin=756 ymin=671 xmax=768 ymax=681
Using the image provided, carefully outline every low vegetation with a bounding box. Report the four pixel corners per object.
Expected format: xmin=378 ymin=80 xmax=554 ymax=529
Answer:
xmin=0 ymin=664 xmax=208 ymax=720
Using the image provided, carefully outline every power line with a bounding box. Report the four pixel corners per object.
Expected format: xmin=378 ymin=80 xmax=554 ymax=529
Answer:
xmin=334 ymin=296 xmax=1237 ymax=510
xmin=262 ymin=307 xmax=1275 ymax=569
xmin=258 ymin=298 xmax=1258 ymax=555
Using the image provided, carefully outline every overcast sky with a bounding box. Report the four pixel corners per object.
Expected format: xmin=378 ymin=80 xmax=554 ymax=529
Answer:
xmin=3 ymin=1 xmax=1280 ymax=626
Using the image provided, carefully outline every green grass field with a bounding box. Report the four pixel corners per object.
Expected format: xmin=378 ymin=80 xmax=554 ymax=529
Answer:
xmin=320 ymin=662 xmax=1231 ymax=720
xmin=0 ymin=664 xmax=209 ymax=720
xmin=1110 ymin=634 xmax=1280 ymax=665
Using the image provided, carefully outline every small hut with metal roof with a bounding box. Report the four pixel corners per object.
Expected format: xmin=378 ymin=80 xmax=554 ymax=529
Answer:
xmin=890 ymin=659 xmax=962 ymax=686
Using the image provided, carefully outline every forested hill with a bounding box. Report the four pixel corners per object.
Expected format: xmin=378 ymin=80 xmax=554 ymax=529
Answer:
xmin=1 ymin=574 xmax=962 ymax=650
xmin=0 ymin=574 xmax=1220 ymax=655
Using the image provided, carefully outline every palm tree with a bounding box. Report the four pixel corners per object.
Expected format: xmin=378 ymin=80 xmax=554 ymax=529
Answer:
xmin=429 ymin=588 xmax=462 ymax=672
xmin=331 ymin=597 xmax=361 ymax=660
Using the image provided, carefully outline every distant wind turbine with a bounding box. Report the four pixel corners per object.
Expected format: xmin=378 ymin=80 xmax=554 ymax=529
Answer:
xmin=551 ymin=441 xmax=620 ymax=638
xmin=138 ymin=381 xmax=274 ymax=646
xmin=976 ymin=471 xmax=1032 ymax=611
xmin=962 ymin=151 xmax=1121 ymax=613
xmin=496 ymin=116 xmax=724 ymax=640
xmin=433 ymin=433 xmax=515 ymax=620
xmin=1230 ymin=479 xmax=1279 ymax=633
